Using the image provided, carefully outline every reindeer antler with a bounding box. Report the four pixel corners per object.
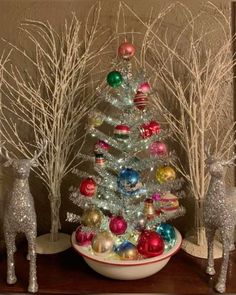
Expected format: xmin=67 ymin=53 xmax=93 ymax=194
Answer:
xmin=222 ymin=153 xmax=236 ymax=167
xmin=0 ymin=141 xmax=13 ymax=163
xmin=204 ymin=145 xmax=215 ymax=164
xmin=31 ymin=139 xmax=48 ymax=163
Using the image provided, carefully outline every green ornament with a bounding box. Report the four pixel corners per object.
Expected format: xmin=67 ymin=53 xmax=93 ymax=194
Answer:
xmin=107 ymin=71 xmax=123 ymax=88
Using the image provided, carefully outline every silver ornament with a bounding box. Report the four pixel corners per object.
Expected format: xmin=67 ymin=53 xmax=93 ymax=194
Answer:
xmin=203 ymin=148 xmax=236 ymax=293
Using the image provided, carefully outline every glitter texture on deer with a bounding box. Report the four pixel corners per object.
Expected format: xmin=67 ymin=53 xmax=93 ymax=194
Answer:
xmin=203 ymin=148 xmax=236 ymax=293
xmin=0 ymin=141 xmax=47 ymax=293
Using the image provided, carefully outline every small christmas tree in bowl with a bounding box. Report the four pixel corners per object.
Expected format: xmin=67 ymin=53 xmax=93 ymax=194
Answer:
xmin=68 ymin=41 xmax=184 ymax=279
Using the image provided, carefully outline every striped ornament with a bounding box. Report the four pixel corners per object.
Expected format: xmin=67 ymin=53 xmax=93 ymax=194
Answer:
xmin=114 ymin=124 xmax=130 ymax=140
xmin=133 ymin=92 xmax=148 ymax=110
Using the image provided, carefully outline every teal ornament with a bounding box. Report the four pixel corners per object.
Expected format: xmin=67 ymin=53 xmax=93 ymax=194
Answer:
xmin=117 ymin=168 xmax=141 ymax=196
xmin=107 ymin=71 xmax=123 ymax=88
xmin=156 ymin=223 xmax=176 ymax=250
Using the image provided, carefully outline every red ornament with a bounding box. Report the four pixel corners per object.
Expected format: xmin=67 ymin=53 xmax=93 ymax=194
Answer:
xmin=80 ymin=177 xmax=96 ymax=197
xmin=138 ymin=82 xmax=151 ymax=94
xmin=139 ymin=122 xmax=152 ymax=139
xmin=118 ymin=42 xmax=135 ymax=60
xmin=109 ymin=216 xmax=127 ymax=235
xmin=149 ymin=121 xmax=161 ymax=135
xmin=149 ymin=141 xmax=168 ymax=157
xmin=75 ymin=227 xmax=95 ymax=246
xmin=95 ymin=154 xmax=105 ymax=167
xmin=137 ymin=230 xmax=164 ymax=258
xmin=133 ymin=92 xmax=148 ymax=110
xmin=94 ymin=140 xmax=110 ymax=154
xmin=114 ymin=124 xmax=130 ymax=140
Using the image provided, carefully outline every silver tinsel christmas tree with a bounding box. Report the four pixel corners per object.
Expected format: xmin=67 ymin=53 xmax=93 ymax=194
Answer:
xmin=67 ymin=42 xmax=185 ymax=260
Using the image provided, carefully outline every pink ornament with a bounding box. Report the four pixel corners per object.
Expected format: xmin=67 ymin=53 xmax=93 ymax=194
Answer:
xmin=149 ymin=141 xmax=168 ymax=157
xmin=137 ymin=230 xmax=164 ymax=258
xmin=75 ymin=227 xmax=95 ymax=246
xmin=109 ymin=216 xmax=127 ymax=235
xmin=138 ymin=82 xmax=151 ymax=94
xmin=118 ymin=42 xmax=135 ymax=60
xmin=151 ymin=192 xmax=161 ymax=201
xmin=94 ymin=140 xmax=110 ymax=154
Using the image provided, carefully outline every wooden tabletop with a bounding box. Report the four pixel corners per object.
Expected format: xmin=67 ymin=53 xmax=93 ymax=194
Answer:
xmin=0 ymin=241 xmax=236 ymax=294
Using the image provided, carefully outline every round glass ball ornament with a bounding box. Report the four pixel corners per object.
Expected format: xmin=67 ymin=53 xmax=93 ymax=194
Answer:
xmin=75 ymin=227 xmax=95 ymax=246
xmin=91 ymin=231 xmax=114 ymax=256
xmin=138 ymin=82 xmax=151 ymax=94
xmin=117 ymin=168 xmax=141 ymax=196
xmin=114 ymin=124 xmax=130 ymax=141
xmin=133 ymin=92 xmax=148 ymax=110
xmin=118 ymin=42 xmax=135 ymax=60
xmin=109 ymin=216 xmax=127 ymax=235
xmin=156 ymin=166 xmax=176 ymax=183
xmin=107 ymin=71 xmax=123 ymax=88
xmin=94 ymin=140 xmax=110 ymax=154
xmin=80 ymin=177 xmax=97 ymax=197
xmin=149 ymin=141 xmax=168 ymax=157
xmin=115 ymin=241 xmax=138 ymax=260
xmin=81 ymin=208 xmax=102 ymax=228
xmin=137 ymin=230 xmax=164 ymax=258
xmin=156 ymin=223 xmax=176 ymax=250
xmin=88 ymin=111 xmax=104 ymax=128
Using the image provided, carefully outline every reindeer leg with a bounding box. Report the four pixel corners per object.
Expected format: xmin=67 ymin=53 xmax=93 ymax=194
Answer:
xmin=26 ymin=231 xmax=38 ymax=293
xmin=229 ymin=227 xmax=235 ymax=251
xmin=215 ymin=227 xmax=232 ymax=293
xmin=205 ymin=227 xmax=216 ymax=275
xmin=4 ymin=229 xmax=17 ymax=284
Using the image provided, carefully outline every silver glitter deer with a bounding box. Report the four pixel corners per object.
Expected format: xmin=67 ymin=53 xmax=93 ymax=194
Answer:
xmin=203 ymin=148 xmax=236 ymax=293
xmin=0 ymin=140 xmax=47 ymax=293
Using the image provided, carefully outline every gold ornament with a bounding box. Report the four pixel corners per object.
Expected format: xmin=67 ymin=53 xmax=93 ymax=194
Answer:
xmin=119 ymin=244 xmax=138 ymax=260
xmin=156 ymin=166 xmax=176 ymax=183
xmin=81 ymin=208 xmax=102 ymax=228
xmin=91 ymin=231 xmax=114 ymax=255
xmin=143 ymin=198 xmax=155 ymax=218
xmin=160 ymin=192 xmax=179 ymax=213
xmin=128 ymin=231 xmax=140 ymax=245
xmin=88 ymin=111 xmax=103 ymax=127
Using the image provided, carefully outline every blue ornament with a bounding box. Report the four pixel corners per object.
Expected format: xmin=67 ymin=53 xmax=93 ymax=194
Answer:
xmin=117 ymin=168 xmax=141 ymax=196
xmin=156 ymin=223 xmax=176 ymax=250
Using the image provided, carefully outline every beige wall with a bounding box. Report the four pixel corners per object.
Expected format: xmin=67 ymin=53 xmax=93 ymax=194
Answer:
xmin=0 ymin=0 xmax=233 ymax=248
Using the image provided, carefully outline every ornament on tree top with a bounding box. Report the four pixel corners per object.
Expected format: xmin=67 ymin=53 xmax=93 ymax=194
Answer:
xmin=156 ymin=166 xmax=176 ymax=183
xmin=117 ymin=168 xmax=141 ymax=196
xmin=118 ymin=42 xmax=135 ymax=60
xmin=80 ymin=177 xmax=97 ymax=197
xmin=138 ymin=82 xmax=151 ymax=94
xmin=107 ymin=71 xmax=123 ymax=88
xmin=133 ymin=92 xmax=148 ymax=110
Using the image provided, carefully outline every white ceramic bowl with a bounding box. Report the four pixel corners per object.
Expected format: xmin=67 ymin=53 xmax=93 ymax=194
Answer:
xmin=71 ymin=228 xmax=182 ymax=280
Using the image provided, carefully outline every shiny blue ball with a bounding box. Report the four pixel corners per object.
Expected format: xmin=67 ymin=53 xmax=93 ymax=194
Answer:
xmin=117 ymin=168 xmax=140 ymax=196
xmin=156 ymin=223 xmax=176 ymax=248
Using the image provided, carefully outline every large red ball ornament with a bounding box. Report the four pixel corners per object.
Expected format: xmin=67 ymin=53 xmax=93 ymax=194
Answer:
xmin=149 ymin=141 xmax=168 ymax=157
xmin=149 ymin=120 xmax=161 ymax=135
xmin=80 ymin=177 xmax=96 ymax=197
xmin=138 ymin=82 xmax=151 ymax=94
xmin=140 ymin=121 xmax=161 ymax=139
xmin=75 ymin=227 xmax=95 ymax=246
xmin=118 ymin=42 xmax=135 ymax=60
xmin=137 ymin=230 xmax=164 ymax=258
xmin=133 ymin=92 xmax=148 ymax=110
xmin=109 ymin=216 xmax=127 ymax=235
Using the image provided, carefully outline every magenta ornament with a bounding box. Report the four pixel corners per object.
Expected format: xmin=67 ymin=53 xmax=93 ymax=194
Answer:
xmin=75 ymin=227 xmax=95 ymax=246
xmin=151 ymin=192 xmax=161 ymax=201
xmin=109 ymin=216 xmax=127 ymax=235
xmin=149 ymin=141 xmax=168 ymax=157
xmin=138 ymin=82 xmax=151 ymax=94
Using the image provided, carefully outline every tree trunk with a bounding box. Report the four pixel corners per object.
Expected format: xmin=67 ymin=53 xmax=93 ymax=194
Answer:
xmin=49 ymin=188 xmax=61 ymax=242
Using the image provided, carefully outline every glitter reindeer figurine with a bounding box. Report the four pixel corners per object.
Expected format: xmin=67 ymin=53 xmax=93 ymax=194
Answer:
xmin=203 ymin=147 xmax=236 ymax=293
xmin=0 ymin=140 xmax=47 ymax=293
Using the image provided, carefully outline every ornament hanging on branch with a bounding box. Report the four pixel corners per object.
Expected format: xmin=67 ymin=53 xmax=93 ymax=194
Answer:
xmin=107 ymin=71 xmax=123 ymax=88
xmin=118 ymin=42 xmax=136 ymax=60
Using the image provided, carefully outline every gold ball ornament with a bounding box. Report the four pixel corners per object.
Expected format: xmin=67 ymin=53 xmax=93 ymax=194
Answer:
xmin=156 ymin=166 xmax=176 ymax=183
xmin=88 ymin=111 xmax=104 ymax=128
xmin=81 ymin=208 xmax=102 ymax=228
xmin=117 ymin=241 xmax=139 ymax=260
xmin=91 ymin=231 xmax=114 ymax=255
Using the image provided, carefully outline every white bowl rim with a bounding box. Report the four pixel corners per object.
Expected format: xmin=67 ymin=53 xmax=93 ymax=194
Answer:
xmin=71 ymin=227 xmax=182 ymax=267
